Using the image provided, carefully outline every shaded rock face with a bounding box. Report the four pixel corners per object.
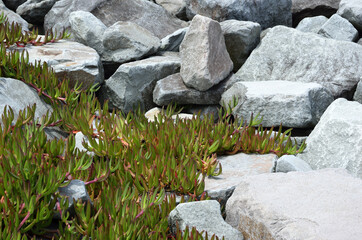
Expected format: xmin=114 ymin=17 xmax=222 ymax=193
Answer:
xmin=16 ymin=0 xmax=60 ymax=25
xmin=226 ymin=168 xmax=362 ymax=240
xmin=2 ymin=0 xmax=26 ymax=11
xmin=298 ymin=98 xmax=362 ymax=178
xmin=292 ymin=0 xmax=341 ymax=27
xmin=180 ymin=15 xmax=233 ymax=92
xmin=337 ymin=0 xmax=362 ymax=32
xmin=354 ymin=81 xmax=362 ymax=104
xmin=185 ymin=0 xmax=292 ymax=29
xmin=44 ymin=0 xmax=187 ymax=39
xmin=232 ymin=26 xmax=362 ymax=99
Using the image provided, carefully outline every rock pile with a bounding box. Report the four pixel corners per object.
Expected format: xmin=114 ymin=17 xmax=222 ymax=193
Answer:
xmin=1 ymin=0 xmax=362 ymax=239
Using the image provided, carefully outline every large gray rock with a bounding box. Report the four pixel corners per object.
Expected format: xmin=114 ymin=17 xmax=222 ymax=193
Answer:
xmin=101 ymin=21 xmax=161 ymax=64
xmin=296 ymin=15 xmax=328 ymax=33
xmin=337 ymin=0 xmax=362 ymax=32
xmin=160 ymin=27 xmax=188 ymax=52
xmin=298 ymin=98 xmax=362 ymax=178
xmin=354 ymin=80 xmax=362 ymax=104
xmin=226 ymin=168 xmax=362 ymax=240
xmin=0 ymin=78 xmax=52 ymax=124
xmin=220 ymin=20 xmax=261 ymax=72
xmin=232 ymin=26 xmax=362 ymax=99
xmin=153 ymin=73 xmax=230 ymax=106
xmin=275 ymin=155 xmax=312 ymax=173
xmin=185 ymin=0 xmax=292 ymax=29
xmin=221 ymin=81 xmax=334 ymax=128
xmin=204 ymin=153 xmax=276 ymax=209
xmin=69 ymin=11 xmax=106 ymax=55
xmin=2 ymin=0 xmax=26 ymax=11
xmin=169 ymin=200 xmax=243 ymax=240
xmin=16 ymin=0 xmax=60 ymax=25
xmin=318 ymin=14 xmax=359 ymax=42
xmin=99 ymin=55 xmax=180 ymax=113
xmin=22 ymin=39 xmax=104 ymax=90
xmin=180 ymin=15 xmax=233 ymax=92
xmin=44 ymin=0 xmax=187 ymax=39
xmin=0 ymin=0 xmax=28 ymax=30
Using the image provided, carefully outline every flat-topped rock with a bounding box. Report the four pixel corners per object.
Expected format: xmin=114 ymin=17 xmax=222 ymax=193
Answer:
xmin=226 ymin=168 xmax=362 ymax=240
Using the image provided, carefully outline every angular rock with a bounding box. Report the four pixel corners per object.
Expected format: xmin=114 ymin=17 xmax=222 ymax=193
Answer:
xmin=221 ymin=81 xmax=334 ymax=128
xmin=153 ymin=73 xmax=230 ymax=106
xmin=160 ymin=27 xmax=188 ymax=52
xmin=204 ymin=153 xmax=276 ymax=209
xmin=318 ymin=14 xmax=359 ymax=41
xmin=2 ymin=0 xmax=26 ymax=11
xmin=21 ymin=39 xmax=104 ymax=90
xmin=16 ymin=0 xmax=60 ymax=25
xmin=226 ymin=168 xmax=362 ymax=240
xmin=101 ymin=21 xmax=160 ymax=64
xmin=220 ymin=20 xmax=261 ymax=72
xmin=292 ymin=0 xmax=341 ymax=26
xmin=298 ymin=98 xmax=362 ymax=178
xmin=180 ymin=15 xmax=233 ymax=91
xmin=354 ymin=80 xmax=362 ymax=104
xmin=99 ymin=55 xmax=180 ymax=113
xmin=0 ymin=78 xmax=52 ymax=124
xmin=69 ymin=11 xmax=106 ymax=55
xmin=169 ymin=200 xmax=243 ymax=240
xmin=185 ymin=0 xmax=292 ymax=29
xmin=337 ymin=0 xmax=362 ymax=32
xmin=0 ymin=0 xmax=29 ymax=30
xmin=296 ymin=15 xmax=328 ymax=33
xmin=232 ymin=26 xmax=362 ymax=98
xmin=44 ymin=0 xmax=187 ymax=40
xmin=155 ymin=0 xmax=187 ymax=20
xmin=275 ymin=155 xmax=312 ymax=173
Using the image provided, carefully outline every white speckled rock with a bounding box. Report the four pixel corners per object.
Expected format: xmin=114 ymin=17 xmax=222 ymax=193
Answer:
xmin=317 ymin=14 xmax=359 ymax=42
xmin=337 ymin=0 xmax=362 ymax=32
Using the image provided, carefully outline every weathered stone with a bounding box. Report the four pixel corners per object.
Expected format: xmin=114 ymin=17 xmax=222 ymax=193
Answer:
xmin=0 ymin=78 xmax=52 ymax=124
xmin=220 ymin=20 xmax=261 ymax=72
xmin=318 ymin=14 xmax=359 ymax=41
xmin=296 ymin=15 xmax=328 ymax=33
xmin=275 ymin=155 xmax=312 ymax=173
xmin=226 ymin=168 xmax=362 ymax=240
xmin=204 ymin=153 xmax=276 ymax=209
xmin=101 ymin=21 xmax=160 ymax=64
xmin=2 ymin=0 xmax=26 ymax=11
xmin=232 ymin=26 xmax=362 ymax=98
xmin=298 ymin=98 xmax=362 ymax=178
xmin=99 ymin=55 xmax=180 ymax=113
xmin=354 ymin=80 xmax=362 ymax=104
xmin=153 ymin=73 xmax=230 ymax=106
xmin=221 ymin=81 xmax=334 ymax=128
xmin=0 ymin=0 xmax=28 ymax=30
xmin=21 ymin=39 xmax=104 ymax=90
xmin=337 ymin=0 xmax=362 ymax=32
xmin=44 ymin=0 xmax=187 ymax=40
xmin=185 ymin=0 xmax=292 ymax=29
xmin=180 ymin=15 xmax=233 ymax=91
xmin=160 ymin=27 xmax=188 ymax=52
xmin=69 ymin=11 xmax=106 ymax=55
xmin=155 ymin=0 xmax=187 ymax=20
xmin=16 ymin=0 xmax=60 ymax=25
xmin=169 ymin=200 xmax=243 ymax=240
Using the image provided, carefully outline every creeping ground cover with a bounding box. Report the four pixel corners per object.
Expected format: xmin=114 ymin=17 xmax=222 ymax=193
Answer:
xmin=0 ymin=13 xmax=306 ymax=239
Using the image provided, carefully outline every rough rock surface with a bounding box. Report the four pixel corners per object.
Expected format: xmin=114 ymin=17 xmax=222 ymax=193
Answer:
xmin=22 ymin=39 xmax=104 ymax=90
xmin=204 ymin=153 xmax=276 ymax=208
xmin=180 ymin=15 xmax=233 ymax=91
xmin=153 ymin=73 xmax=230 ymax=106
xmin=44 ymin=0 xmax=187 ymax=39
xmin=221 ymin=81 xmax=334 ymax=128
xmin=169 ymin=200 xmax=243 ymax=240
xmin=160 ymin=27 xmax=188 ymax=52
xmin=337 ymin=0 xmax=362 ymax=32
xmin=16 ymin=0 xmax=60 ymax=25
xmin=155 ymin=0 xmax=187 ymax=20
xmin=0 ymin=0 xmax=29 ymax=30
xmin=275 ymin=155 xmax=312 ymax=173
xmin=298 ymin=98 xmax=362 ymax=178
xmin=296 ymin=15 xmax=328 ymax=33
xmin=317 ymin=14 xmax=359 ymax=42
xmin=232 ymin=26 xmax=362 ymax=99
xmin=354 ymin=81 xmax=362 ymax=104
xmin=220 ymin=20 xmax=261 ymax=72
xmin=185 ymin=0 xmax=292 ymax=29
xmin=0 ymin=78 xmax=52 ymax=124
xmin=99 ymin=55 xmax=180 ymax=113
xmin=226 ymin=168 xmax=362 ymax=240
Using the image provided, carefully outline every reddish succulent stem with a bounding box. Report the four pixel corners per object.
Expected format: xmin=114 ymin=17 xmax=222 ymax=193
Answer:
xmin=17 ymin=211 xmax=31 ymax=231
